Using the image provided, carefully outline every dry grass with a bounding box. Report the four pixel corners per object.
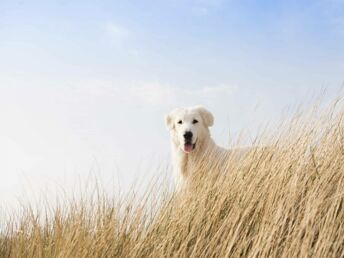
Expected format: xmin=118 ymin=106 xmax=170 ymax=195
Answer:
xmin=1 ymin=98 xmax=344 ymax=258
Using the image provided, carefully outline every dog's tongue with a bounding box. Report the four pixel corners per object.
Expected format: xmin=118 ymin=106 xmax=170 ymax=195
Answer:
xmin=183 ymin=144 xmax=193 ymax=153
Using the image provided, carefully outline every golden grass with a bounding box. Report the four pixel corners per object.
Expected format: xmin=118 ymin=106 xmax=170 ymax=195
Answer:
xmin=1 ymin=98 xmax=344 ymax=257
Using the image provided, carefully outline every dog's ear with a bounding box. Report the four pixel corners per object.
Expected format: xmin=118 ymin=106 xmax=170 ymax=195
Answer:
xmin=195 ymin=106 xmax=214 ymax=127
xmin=165 ymin=108 xmax=183 ymax=130
xmin=164 ymin=113 xmax=174 ymax=131
xmin=165 ymin=108 xmax=179 ymax=130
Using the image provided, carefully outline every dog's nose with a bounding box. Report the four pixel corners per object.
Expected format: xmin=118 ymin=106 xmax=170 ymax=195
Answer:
xmin=183 ymin=131 xmax=193 ymax=141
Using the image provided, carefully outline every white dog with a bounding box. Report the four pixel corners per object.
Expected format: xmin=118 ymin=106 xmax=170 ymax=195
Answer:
xmin=165 ymin=106 xmax=231 ymax=191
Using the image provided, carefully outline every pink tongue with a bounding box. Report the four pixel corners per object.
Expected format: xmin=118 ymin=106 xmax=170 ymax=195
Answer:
xmin=184 ymin=144 xmax=193 ymax=153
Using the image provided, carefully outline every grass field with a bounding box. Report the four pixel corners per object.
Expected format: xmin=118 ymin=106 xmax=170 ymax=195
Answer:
xmin=1 ymin=98 xmax=344 ymax=258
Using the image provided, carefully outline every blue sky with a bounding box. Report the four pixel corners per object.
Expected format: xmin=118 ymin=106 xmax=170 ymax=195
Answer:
xmin=1 ymin=0 xmax=344 ymax=207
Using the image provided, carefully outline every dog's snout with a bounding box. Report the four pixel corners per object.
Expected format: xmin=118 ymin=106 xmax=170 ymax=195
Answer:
xmin=183 ymin=131 xmax=193 ymax=141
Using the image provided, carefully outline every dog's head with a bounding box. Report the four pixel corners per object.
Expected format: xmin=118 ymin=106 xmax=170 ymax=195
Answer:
xmin=165 ymin=106 xmax=214 ymax=154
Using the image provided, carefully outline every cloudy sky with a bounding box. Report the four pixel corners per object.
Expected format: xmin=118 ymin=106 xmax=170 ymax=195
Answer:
xmin=1 ymin=0 xmax=344 ymax=207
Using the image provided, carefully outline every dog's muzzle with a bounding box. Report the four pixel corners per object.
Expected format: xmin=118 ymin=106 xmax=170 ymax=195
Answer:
xmin=183 ymin=140 xmax=197 ymax=154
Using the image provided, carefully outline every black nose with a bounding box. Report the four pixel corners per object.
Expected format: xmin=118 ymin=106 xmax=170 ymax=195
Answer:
xmin=183 ymin=131 xmax=193 ymax=141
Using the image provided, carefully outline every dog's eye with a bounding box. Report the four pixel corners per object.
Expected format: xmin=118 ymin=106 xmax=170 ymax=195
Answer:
xmin=178 ymin=120 xmax=183 ymax=125
xmin=192 ymin=119 xmax=198 ymax=124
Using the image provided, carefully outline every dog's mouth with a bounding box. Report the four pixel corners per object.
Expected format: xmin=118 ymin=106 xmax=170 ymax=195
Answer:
xmin=183 ymin=141 xmax=197 ymax=154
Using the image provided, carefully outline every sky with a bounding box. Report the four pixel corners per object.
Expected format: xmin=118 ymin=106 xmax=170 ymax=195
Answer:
xmin=0 ymin=0 xmax=344 ymax=209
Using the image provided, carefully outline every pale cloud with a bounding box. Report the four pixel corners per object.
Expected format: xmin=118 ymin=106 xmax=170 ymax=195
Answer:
xmin=69 ymin=80 xmax=237 ymax=107
xmin=190 ymin=0 xmax=225 ymax=15
xmin=172 ymin=0 xmax=225 ymax=7
xmin=128 ymin=81 xmax=177 ymax=106
xmin=73 ymin=79 xmax=116 ymax=97
xmin=104 ymin=22 xmax=131 ymax=43
xmin=192 ymin=6 xmax=210 ymax=16
xmin=64 ymin=77 xmax=238 ymax=108
xmin=198 ymin=83 xmax=237 ymax=95
xmin=193 ymin=0 xmax=224 ymax=8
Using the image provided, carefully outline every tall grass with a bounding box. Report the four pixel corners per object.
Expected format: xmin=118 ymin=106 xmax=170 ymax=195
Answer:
xmin=1 ymin=98 xmax=344 ymax=257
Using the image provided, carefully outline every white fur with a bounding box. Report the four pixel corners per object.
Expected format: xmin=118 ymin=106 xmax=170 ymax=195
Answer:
xmin=165 ymin=106 xmax=230 ymax=191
